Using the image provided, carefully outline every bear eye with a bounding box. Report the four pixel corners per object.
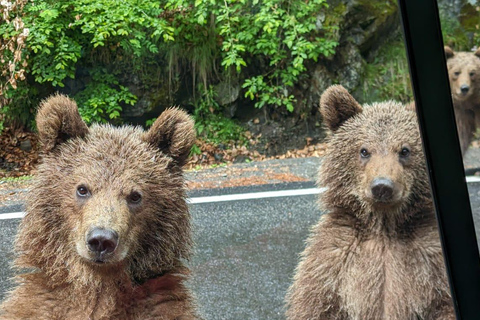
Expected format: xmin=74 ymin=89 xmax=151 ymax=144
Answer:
xmin=400 ymin=147 xmax=410 ymax=157
xmin=454 ymin=71 xmax=460 ymax=76
xmin=360 ymin=148 xmax=370 ymax=158
xmin=470 ymin=72 xmax=475 ymax=77
xmin=128 ymin=191 xmax=142 ymax=204
xmin=76 ymin=185 xmax=90 ymax=198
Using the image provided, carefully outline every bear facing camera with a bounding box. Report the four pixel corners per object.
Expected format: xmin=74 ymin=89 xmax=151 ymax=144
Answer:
xmin=286 ymin=85 xmax=455 ymax=319
xmin=0 ymin=95 xmax=199 ymax=319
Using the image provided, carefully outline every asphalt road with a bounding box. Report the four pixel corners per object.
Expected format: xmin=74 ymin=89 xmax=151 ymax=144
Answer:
xmin=189 ymin=184 xmax=320 ymax=319
xmin=0 ymin=173 xmax=480 ymax=319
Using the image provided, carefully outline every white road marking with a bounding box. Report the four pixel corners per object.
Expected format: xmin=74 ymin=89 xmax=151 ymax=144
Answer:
xmin=0 ymin=212 xmax=25 ymax=220
xmin=466 ymin=176 xmax=480 ymax=183
xmin=1 ymin=176 xmax=480 ymax=220
xmin=188 ymin=187 xmax=326 ymax=204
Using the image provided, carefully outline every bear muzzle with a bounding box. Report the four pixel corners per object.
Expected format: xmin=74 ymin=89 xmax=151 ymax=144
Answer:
xmin=460 ymin=84 xmax=470 ymax=95
xmin=455 ymin=84 xmax=472 ymax=100
xmin=86 ymin=227 xmax=119 ymax=263
xmin=368 ymin=177 xmax=403 ymax=205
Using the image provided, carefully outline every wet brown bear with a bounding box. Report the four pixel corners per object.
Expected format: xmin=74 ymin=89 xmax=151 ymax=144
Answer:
xmin=445 ymin=46 xmax=480 ymax=154
xmin=0 ymin=95 xmax=198 ymax=319
xmin=286 ymin=85 xmax=454 ymax=319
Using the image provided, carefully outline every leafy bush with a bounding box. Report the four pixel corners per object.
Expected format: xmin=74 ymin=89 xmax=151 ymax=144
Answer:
xmin=0 ymin=0 xmax=337 ymax=143
xmin=164 ymin=0 xmax=337 ymax=113
xmin=1 ymin=0 xmax=170 ymax=129
xmin=74 ymin=69 xmax=137 ymax=124
xmin=219 ymin=0 xmax=338 ymax=112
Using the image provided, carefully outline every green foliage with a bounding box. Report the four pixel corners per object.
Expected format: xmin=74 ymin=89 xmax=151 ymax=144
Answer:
xmin=0 ymin=84 xmax=34 ymax=132
xmin=193 ymin=85 xmax=246 ymax=145
xmin=190 ymin=143 xmax=202 ymax=156
xmin=74 ymin=69 xmax=137 ymax=124
xmin=24 ymin=0 xmax=173 ymax=86
xmin=1 ymin=0 xmax=337 ymax=136
xmin=163 ymin=0 xmax=337 ymax=112
xmin=145 ymin=118 xmax=156 ymax=128
xmin=0 ymin=175 xmax=33 ymax=183
xmin=218 ymin=0 xmax=338 ymax=112
xmin=0 ymin=0 xmax=171 ymax=129
xmin=362 ymin=37 xmax=412 ymax=104
xmin=439 ymin=10 xmax=470 ymax=50
xmin=198 ymin=113 xmax=246 ymax=144
xmin=26 ymin=3 xmax=81 ymax=87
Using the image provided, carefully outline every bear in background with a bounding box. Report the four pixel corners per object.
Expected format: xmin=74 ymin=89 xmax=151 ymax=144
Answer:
xmin=285 ymin=85 xmax=454 ymax=319
xmin=445 ymin=46 xmax=480 ymax=155
xmin=0 ymin=95 xmax=199 ymax=319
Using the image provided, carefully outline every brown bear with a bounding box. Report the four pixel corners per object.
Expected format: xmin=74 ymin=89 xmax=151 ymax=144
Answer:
xmin=445 ymin=46 xmax=480 ymax=155
xmin=285 ymin=85 xmax=454 ymax=319
xmin=0 ymin=95 xmax=199 ymax=319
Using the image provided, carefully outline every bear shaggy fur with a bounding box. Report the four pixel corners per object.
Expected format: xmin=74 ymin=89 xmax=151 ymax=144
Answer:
xmin=445 ymin=46 xmax=480 ymax=155
xmin=0 ymin=95 xmax=199 ymax=319
xmin=285 ymin=85 xmax=454 ymax=319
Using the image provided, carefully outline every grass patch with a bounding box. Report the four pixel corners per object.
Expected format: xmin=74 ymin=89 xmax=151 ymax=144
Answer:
xmin=0 ymin=175 xmax=34 ymax=184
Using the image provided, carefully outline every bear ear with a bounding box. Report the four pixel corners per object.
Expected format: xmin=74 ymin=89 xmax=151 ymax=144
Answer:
xmin=445 ymin=46 xmax=455 ymax=59
xmin=36 ymin=94 xmax=89 ymax=153
xmin=142 ymin=107 xmax=196 ymax=167
xmin=475 ymin=47 xmax=480 ymax=58
xmin=320 ymin=85 xmax=363 ymax=132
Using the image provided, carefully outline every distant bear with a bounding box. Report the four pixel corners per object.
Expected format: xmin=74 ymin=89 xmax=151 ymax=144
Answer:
xmin=286 ymin=85 xmax=454 ymax=319
xmin=0 ymin=95 xmax=199 ymax=319
xmin=445 ymin=46 xmax=480 ymax=154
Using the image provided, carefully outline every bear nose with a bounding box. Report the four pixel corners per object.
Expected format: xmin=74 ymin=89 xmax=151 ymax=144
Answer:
xmin=87 ymin=228 xmax=118 ymax=255
xmin=371 ymin=178 xmax=394 ymax=201
xmin=460 ymin=84 xmax=470 ymax=94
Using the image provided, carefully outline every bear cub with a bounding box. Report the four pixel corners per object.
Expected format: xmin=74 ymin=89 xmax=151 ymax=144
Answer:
xmin=286 ymin=85 xmax=454 ymax=320
xmin=0 ymin=95 xmax=199 ymax=319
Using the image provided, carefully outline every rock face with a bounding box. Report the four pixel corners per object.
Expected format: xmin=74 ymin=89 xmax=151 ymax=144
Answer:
xmin=305 ymin=0 xmax=400 ymax=112
xmin=214 ymin=80 xmax=240 ymax=118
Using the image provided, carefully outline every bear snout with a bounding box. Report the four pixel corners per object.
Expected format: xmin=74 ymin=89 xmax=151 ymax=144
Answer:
xmin=370 ymin=178 xmax=396 ymax=202
xmin=460 ymin=84 xmax=470 ymax=95
xmin=86 ymin=228 xmax=119 ymax=261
